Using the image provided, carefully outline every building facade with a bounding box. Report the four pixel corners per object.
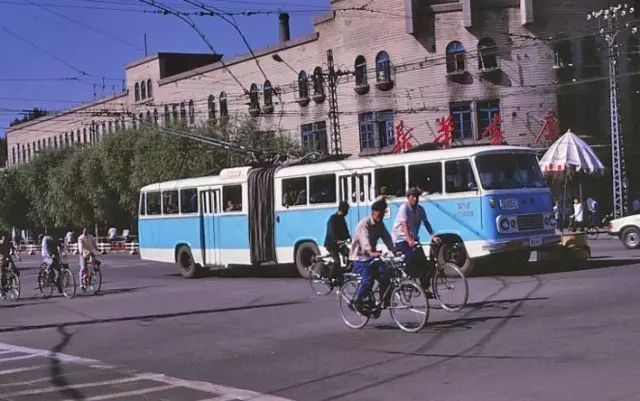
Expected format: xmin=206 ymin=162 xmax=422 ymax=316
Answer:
xmin=7 ymin=0 xmax=636 ymax=201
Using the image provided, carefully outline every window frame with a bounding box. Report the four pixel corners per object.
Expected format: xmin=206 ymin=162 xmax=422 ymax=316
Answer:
xmin=297 ymin=71 xmax=309 ymax=100
xmin=446 ymin=41 xmax=466 ymax=74
xmin=222 ymin=185 xmax=243 ymax=213
xmin=358 ymin=110 xmax=395 ymax=151
xmin=309 ymin=174 xmax=337 ymax=205
xmin=375 ymin=166 xmax=406 ymax=198
xmin=146 ymin=191 xmax=161 ymax=215
xmin=408 ymin=162 xmax=444 ymax=196
xmin=162 ymin=190 xmax=179 ymax=215
xmin=219 ymin=92 xmax=228 ymax=120
xmin=445 ymin=159 xmax=478 ymax=194
xmin=354 ymin=55 xmax=368 ymax=86
xmin=281 ymin=177 xmax=308 ymax=208
xmin=147 ymin=79 xmax=153 ymax=98
xmin=180 ymin=188 xmax=199 ymax=214
xmin=301 ymin=121 xmax=328 ymax=154
xmin=134 ymin=83 xmax=140 ymax=101
xmin=476 ymin=99 xmax=501 ymax=138
xmin=263 ymin=81 xmax=274 ymax=107
xmin=312 ymin=67 xmax=325 ymax=96
xmin=478 ymin=38 xmax=498 ymax=70
xmin=188 ymin=99 xmax=195 ymax=125
xmin=375 ymin=51 xmax=392 ymax=83
xmin=249 ymin=83 xmax=260 ymax=109
xmin=449 ymin=102 xmax=473 ymax=140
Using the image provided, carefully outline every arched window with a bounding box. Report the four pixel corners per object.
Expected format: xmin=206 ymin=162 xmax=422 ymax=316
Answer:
xmin=76 ymin=129 xmax=81 ymax=143
xmin=446 ymin=41 xmax=466 ymax=73
xmin=53 ymin=137 xmax=58 ymax=149
xmin=263 ymin=81 xmax=273 ymax=109
xmin=101 ymin=122 xmax=106 ymax=140
xmin=147 ymin=79 xmax=153 ymax=98
xmin=219 ymin=92 xmax=228 ymax=120
xmin=312 ymin=67 xmax=325 ymax=97
xmin=188 ymin=100 xmax=195 ymax=124
xmin=208 ymin=95 xmax=216 ymax=121
xmin=478 ymin=38 xmax=498 ymax=70
xmin=134 ymin=83 xmax=140 ymax=101
xmin=180 ymin=102 xmax=186 ymax=122
xmin=355 ymin=55 xmax=367 ymax=86
xmin=115 ymin=120 xmax=120 ymax=132
xmin=249 ymin=84 xmax=260 ymax=110
xmin=83 ymin=128 xmax=87 ymax=143
xmin=146 ymin=110 xmax=152 ymax=123
xmin=153 ymin=108 xmax=159 ymax=126
xmin=11 ymin=147 xmax=15 ymax=165
xmin=164 ymin=105 xmax=170 ymax=126
xmin=298 ymin=71 xmax=309 ymax=100
xmin=375 ymin=51 xmax=392 ymax=82
xmin=59 ymin=134 xmax=63 ymax=147
xmin=69 ymin=133 xmax=74 ymax=144
xmin=140 ymin=81 xmax=146 ymax=99
xmin=172 ymin=104 xmax=178 ymax=122
xmin=65 ymin=132 xmax=69 ymax=146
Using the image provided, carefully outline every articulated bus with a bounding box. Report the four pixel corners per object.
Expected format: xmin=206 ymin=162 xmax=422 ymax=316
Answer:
xmin=138 ymin=146 xmax=559 ymax=278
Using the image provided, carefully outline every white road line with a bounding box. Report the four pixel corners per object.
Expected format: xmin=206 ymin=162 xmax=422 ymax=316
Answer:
xmin=0 ymin=354 xmax=40 ymax=363
xmin=196 ymin=396 xmax=246 ymax=401
xmin=0 ymin=375 xmax=145 ymax=398
xmin=0 ymin=350 xmax=19 ymax=355
xmin=0 ymin=365 xmax=45 ymax=376
xmin=61 ymin=384 xmax=176 ymax=401
xmin=0 ymin=342 xmax=110 ymax=367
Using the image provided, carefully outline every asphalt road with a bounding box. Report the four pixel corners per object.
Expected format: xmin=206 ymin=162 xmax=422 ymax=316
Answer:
xmin=1 ymin=238 xmax=639 ymax=401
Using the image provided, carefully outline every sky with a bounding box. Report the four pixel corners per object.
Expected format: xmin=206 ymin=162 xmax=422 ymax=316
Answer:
xmin=0 ymin=0 xmax=331 ymax=137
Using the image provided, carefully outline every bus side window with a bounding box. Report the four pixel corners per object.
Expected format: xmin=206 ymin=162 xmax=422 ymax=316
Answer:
xmin=180 ymin=188 xmax=198 ymax=213
xmin=162 ymin=190 xmax=179 ymax=214
xmin=139 ymin=193 xmax=146 ymax=216
xmin=223 ymin=185 xmax=242 ymax=212
xmin=147 ymin=191 xmax=161 ymax=215
xmin=309 ymin=174 xmax=336 ymax=204
xmin=375 ymin=167 xmax=406 ymax=198
xmin=445 ymin=160 xmax=477 ymax=193
xmin=409 ymin=163 xmax=442 ymax=195
xmin=282 ymin=177 xmax=307 ymax=207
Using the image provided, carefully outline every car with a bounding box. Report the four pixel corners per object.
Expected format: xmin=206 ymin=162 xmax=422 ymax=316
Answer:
xmin=608 ymin=214 xmax=640 ymax=249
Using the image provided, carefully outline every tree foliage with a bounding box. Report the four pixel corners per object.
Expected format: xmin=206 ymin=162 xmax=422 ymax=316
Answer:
xmin=0 ymin=119 xmax=300 ymax=237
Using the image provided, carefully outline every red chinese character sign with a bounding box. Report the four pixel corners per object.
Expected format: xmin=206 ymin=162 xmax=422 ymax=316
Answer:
xmin=535 ymin=111 xmax=559 ymax=145
xmin=392 ymin=121 xmax=414 ymax=153
xmin=479 ymin=113 xmax=507 ymax=145
xmin=435 ymin=116 xmax=454 ymax=149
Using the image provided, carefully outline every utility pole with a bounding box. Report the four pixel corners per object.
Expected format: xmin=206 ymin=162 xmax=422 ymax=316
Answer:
xmin=588 ymin=4 xmax=637 ymax=218
xmin=326 ymin=49 xmax=342 ymax=155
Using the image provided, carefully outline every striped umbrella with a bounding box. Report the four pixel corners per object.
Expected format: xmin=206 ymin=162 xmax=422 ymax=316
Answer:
xmin=539 ymin=130 xmax=605 ymax=174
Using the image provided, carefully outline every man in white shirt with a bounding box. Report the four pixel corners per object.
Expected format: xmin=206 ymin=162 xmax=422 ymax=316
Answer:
xmin=569 ymin=197 xmax=584 ymax=232
xmin=107 ymin=227 xmax=118 ymax=243
xmin=78 ymin=227 xmax=99 ymax=290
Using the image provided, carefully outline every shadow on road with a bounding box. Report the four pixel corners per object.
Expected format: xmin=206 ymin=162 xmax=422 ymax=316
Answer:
xmin=0 ymin=300 xmax=306 ymax=334
xmin=479 ymin=258 xmax=640 ymax=277
xmin=165 ymin=264 xmax=299 ymax=279
xmin=373 ymin=314 xmax=522 ymax=332
xmin=50 ymin=326 xmax=85 ymax=400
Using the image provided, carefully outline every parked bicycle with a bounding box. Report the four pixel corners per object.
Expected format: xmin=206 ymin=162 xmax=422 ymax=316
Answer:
xmin=38 ymin=253 xmax=76 ymax=299
xmin=1 ymin=255 xmax=20 ymax=302
xmin=81 ymin=254 xmax=102 ymax=295
xmin=337 ymin=253 xmax=429 ymax=333
xmin=309 ymin=241 xmax=351 ymax=296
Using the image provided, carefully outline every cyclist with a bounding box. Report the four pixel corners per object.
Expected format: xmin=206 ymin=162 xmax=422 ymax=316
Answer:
xmin=40 ymin=233 xmax=63 ymax=293
xmin=324 ymin=201 xmax=351 ymax=280
xmin=0 ymin=234 xmax=11 ymax=297
xmin=78 ymin=227 xmax=100 ymax=290
xmin=350 ymin=198 xmax=395 ymax=312
xmin=392 ymin=188 xmax=441 ymax=289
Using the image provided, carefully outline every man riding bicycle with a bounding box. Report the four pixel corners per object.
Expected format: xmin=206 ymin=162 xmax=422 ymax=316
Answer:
xmin=0 ymin=234 xmax=12 ymax=297
xmin=392 ymin=188 xmax=441 ymax=290
xmin=40 ymin=232 xmax=63 ymax=293
xmin=324 ymin=201 xmax=351 ymax=280
xmin=78 ymin=227 xmax=100 ymax=291
xmin=350 ymin=199 xmax=395 ymax=313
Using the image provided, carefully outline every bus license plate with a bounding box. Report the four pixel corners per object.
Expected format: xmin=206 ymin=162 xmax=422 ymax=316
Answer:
xmin=500 ymin=198 xmax=519 ymax=210
xmin=529 ymin=237 xmax=543 ymax=247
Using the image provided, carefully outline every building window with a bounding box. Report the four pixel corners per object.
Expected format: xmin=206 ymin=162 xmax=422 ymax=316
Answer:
xmin=76 ymin=130 xmax=80 ymax=142
xmin=207 ymin=95 xmax=216 ymax=121
xmin=188 ymin=100 xmax=195 ymax=124
xmin=219 ymin=92 xmax=228 ymax=120
xmin=114 ymin=119 xmax=120 ymax=132
xmin=478 ymin=38 xmax=498 ymax=70
xmin=82 ymin=128 xmax=87 ymax=143
xmin=446 ymin=41 xmax=466 ymax=74
xmin=179 ymin=102 xmax=186 ymax=122
xmin=140 ymin=81 xmax=146 ymax=99
xmin=147 ymin=79 xmax=153 ymax=98
xmin=297 ymin=71 xmax=309 ymax=100
xmin=172 ymin=104 xmax=178 ymax=122
xmin=355 ymin=55 xmax=367 ymax=86
xmin=164 ymin=105 xmax=170 ymax=126
xmin=358 ymin=110 xmax=395 ymax=150
xmin=11 ymin=147 xmax=15 ymax=165
xmin=301 ymin=121 xmax=328 ymax=154
xmin=249 ymin=84 xmax=260 ymax=114
xmin=375 ymin=51 xmax=392 ymax=82
xmin=477 ymin=99 xmax=500 ymax=138
xmin=108 ymin=121 xmax=113 ymax=133
xmin=53 ymin=137 xmax=58 ymax=149
xmin=449 ymin=102 xmax=473 ymax=140
xmin=554 ymin=38 xmax=573 ymax=68
xmin=263 ymin=81 xmax=273 ymax=110
xmin=312 ymin=67 xmax=325 ymax=96
xmin=153 ymin=108 xmax=158 ymax=126
xmin=134 ymin=83 xmax=140 ymax=101
xmin=146 ymin=111 xmax=152 ymax=124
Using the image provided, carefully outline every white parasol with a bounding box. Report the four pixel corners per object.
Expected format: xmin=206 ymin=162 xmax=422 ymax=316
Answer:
xmin=539 ymin=130 xmax=605 ymax=174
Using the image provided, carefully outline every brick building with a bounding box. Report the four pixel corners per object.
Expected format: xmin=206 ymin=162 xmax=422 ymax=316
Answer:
xmin=6 ymin=0 xmax=638 ymax=199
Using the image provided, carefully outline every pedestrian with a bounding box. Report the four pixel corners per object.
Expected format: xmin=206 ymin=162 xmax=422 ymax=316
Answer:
xmin=586 ymin=196 xmax=599 ymax=227
xmin=633 ymin=197 xmax=640 ymax=215
xmin=569 ymin=197 xmax=584 ymax=232
xmin=122 ymin=228 xmax=131 ymax=243
xmin=108 ymin=226 xmax=118 ymax=244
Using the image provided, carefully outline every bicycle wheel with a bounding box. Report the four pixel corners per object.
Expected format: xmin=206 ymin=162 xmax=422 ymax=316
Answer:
xmin=338 ymin=279 xmax=369 ymax=329
xmin=432 ymin=263 xmax=468 ymax=312
xmin=88 ymin=268 xmax=102 ymax=295
xmin=309 ymin=261 xmax=333 ymax=296
xmin=389 ymin=280 xmax=429 ymax=333
xmin=586 ymin=226 xmax=599 ymax=240
xmin=5 ymin=273 xmax=20 ymax=302
xmin=61 ymin=269 xmax=76 ymax=299
xmin=38 ymin=270 xmax=54 ymax=299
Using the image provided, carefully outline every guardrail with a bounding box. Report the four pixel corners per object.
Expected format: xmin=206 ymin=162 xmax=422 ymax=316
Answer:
xmin=18 ymin=241 xmax=139 ymax=255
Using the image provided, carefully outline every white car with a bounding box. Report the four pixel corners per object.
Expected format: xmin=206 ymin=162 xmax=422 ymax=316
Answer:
xmin=608 ymin=214 xmax=640 ymax=249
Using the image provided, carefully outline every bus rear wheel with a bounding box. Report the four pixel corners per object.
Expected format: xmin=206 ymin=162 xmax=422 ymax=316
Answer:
xmin=295 ymin=242 xmax=320 ymax=279
xmin=177 ymin=246 xmax=200 ymax=279
xmin=438 ymin=239 xmax=474 ymax=277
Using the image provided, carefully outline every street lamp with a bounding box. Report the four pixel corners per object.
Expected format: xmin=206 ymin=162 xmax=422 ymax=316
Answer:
xmin=272 ymin=53 xmax=299 ymax=75
xmin=588 ymin=3 xmax=637 ymax=218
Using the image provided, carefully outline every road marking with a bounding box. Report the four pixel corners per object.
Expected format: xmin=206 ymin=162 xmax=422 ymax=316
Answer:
xmin=0 ymin=350 xmax=18 ymax=355
xmin=0 ymin=375 xmax=145 ymax=398
xmin=0 ymin=342 xmax=111 ymax=367
xmin=0 ymin=354 xmax=40 ymax=362
xmin=0 ymin=365 xmax=45 ymax=376
xmin=61 ymin=384 xmax=176 ymax=401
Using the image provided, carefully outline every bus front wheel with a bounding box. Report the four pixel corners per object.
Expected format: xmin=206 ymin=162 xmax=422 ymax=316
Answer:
xmin=438 ymin=239 xmax=474 ymax=277
xmin=295 ymin=242 xmax=320 ymax=279
xmin=177 ymin=246 xmax=200 ymax=279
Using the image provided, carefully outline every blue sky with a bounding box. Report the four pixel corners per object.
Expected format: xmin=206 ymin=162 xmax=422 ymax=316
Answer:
xmin=0 ymin=0 xmax=330 ymax=137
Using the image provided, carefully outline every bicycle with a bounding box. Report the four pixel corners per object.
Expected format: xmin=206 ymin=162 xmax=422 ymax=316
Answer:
xmin=586 ymin=213 xmax=614 ymax=240
xmin=81 ymin=254 xmax=102 ymax=295
xmin=38 ymin=254 xmax=76 ymax=299
xmin=309 ymin=242 xmax=351 ymax=296
xmin=1 ymin=256 xmax=20 ymax=302
xmin=423 ymin=243 xmax=468 ymax=312
xmin=337 ymin=253 xmax=429 ymax=333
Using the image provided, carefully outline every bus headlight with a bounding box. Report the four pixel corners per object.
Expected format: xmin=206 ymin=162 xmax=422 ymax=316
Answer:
xmin=499 ymin=217 xmax=510 ymax=231
xmin=510 ymin=219 xmax=517 ymax=229
xmin=488 ymin=198 xmax=497 ymax=208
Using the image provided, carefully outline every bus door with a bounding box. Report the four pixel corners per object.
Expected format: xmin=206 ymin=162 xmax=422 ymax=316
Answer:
xmin=199 ymin=188 xmax=221 ymax=266
xmin=339 ymin=173 xmax=372 ymax=229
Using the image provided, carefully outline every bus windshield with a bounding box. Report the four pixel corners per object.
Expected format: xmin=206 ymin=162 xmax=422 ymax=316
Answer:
xmin=475 ymin=152 xmax=546 ymax=190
